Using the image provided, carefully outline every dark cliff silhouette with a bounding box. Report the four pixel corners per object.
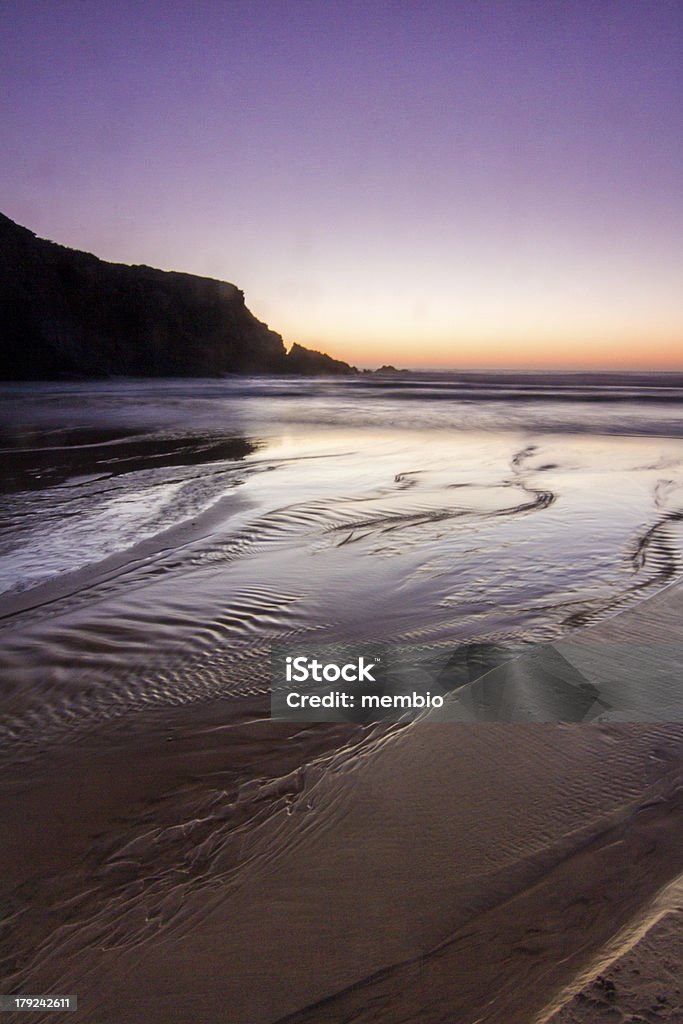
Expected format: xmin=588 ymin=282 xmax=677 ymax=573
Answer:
xmin=0 ymin=213 xmax=356 ymax=380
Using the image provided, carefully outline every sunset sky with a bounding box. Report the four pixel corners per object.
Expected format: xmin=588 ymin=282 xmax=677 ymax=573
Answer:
xmin=2 ymin=0 xmax=682 ymax=370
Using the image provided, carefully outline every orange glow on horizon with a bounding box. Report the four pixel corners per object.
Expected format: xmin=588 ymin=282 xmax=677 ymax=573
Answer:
xmin=265 ymin=259 xmax=683 ymax=372
xmin=287 ymin=330 xmax=683 ymax=372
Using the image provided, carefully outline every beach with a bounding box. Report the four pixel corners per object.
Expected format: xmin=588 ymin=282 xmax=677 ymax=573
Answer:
xmin=1 ymin=376 xmax=683 ymax=1022
xmin=549 ymin=908 xmax=683 ymax=1023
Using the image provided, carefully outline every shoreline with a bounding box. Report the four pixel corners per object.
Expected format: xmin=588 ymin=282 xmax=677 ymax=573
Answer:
xmin=1 ymin=410 xmax=682 ymax=1022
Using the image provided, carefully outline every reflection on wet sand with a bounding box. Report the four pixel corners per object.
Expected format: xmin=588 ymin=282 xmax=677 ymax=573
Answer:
xmin=1 ymin=377 xmax=683 ymax=1023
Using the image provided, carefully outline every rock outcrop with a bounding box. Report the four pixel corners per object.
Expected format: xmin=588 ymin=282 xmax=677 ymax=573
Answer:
xmin=285 ymin=342 xmax=356 ymax=376
xmin=0 ymin=212 xmax=357 ymax=379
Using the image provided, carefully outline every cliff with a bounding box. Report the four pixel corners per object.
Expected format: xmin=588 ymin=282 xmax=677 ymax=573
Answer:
xmin=0 ymin=212 xmax=356 ymax=379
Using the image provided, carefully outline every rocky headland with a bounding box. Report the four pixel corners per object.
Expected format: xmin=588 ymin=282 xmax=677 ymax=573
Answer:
xmin=0 ymin=212 xmax=356 ymax=379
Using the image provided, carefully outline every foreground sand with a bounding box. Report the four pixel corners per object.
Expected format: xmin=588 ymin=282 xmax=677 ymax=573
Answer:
xmin=2 ymin=578 xmax=683 ymax=1023
xmin=550 ymin=907 xmax=683 ymax=1023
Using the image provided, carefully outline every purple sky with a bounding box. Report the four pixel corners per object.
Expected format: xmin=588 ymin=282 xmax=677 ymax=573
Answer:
xmin=2 ymin=0 xmax=682 ymax=368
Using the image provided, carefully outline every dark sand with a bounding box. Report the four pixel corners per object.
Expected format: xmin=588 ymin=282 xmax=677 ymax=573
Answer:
xmin=549 ymin=908 xmax=683 ymax=1023
xmin=1 ymin=387 xmax=683 ymax=1023
xmin=2 ymin=581 xmax=683 ymax=1022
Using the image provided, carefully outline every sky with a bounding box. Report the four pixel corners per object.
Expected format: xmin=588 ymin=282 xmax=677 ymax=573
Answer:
xmin=1 ymin=0 xmax=682 ymax=370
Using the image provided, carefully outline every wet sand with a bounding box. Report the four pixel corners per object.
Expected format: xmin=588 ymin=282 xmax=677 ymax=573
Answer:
xmin=0 ymin=428 xmax=253 ymax=494
xmin=549 ymin=907 xmax=683 ymax=1023
xmin=2 ymin=379 xmax=683 ymax=1022
xmin=1 ymin=582 xmax=683 ymax=1022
